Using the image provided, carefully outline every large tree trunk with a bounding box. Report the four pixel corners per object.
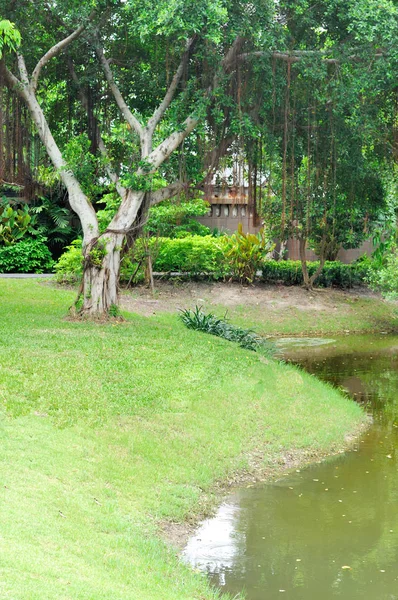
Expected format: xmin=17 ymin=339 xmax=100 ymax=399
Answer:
xmin=80 ymin=231 xmax=124 ymax=316
xmin=79 ymin=190 xmax=146 ymax=316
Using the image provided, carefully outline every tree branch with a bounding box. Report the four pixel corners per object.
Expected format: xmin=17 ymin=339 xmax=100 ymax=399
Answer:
xmin=144 ymin=116 xmax=199 ymax=173
xmin=238 ymin=49 xmax=385 ymax=65
xmin=17 ymin=53 xmax=30 ymax=86
xmin=0 ymin=58 xmax=22 ymax=90
xmin=222 ymin=36 xmax=246 ymax=72
xmin=31 ymin=12 xmax=95 ymax=93
xmin=148 ymin=181 xmax=185 ymax=205
xmin=147 ymin=36 xmax=196 ymax=132
xmin=94 ymin=42 xmax=144 ymax=139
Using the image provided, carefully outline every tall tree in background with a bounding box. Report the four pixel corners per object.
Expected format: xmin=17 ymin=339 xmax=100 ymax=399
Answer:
xmin=235 ymin=0 xmax=398 ymax=286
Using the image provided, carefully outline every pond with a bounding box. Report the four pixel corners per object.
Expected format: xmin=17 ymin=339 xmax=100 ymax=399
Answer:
xmin=183 ymin=334 xmax=398 ymax=600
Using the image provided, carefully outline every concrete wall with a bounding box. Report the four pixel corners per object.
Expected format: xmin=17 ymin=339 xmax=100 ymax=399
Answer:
xmin=285 ymin=238 xmax=374 ymax=263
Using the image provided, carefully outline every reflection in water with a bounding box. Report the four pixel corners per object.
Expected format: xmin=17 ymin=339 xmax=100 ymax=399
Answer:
xmin=183 ymin=335 xmax=398 ymax=600
xmin=183 ymin=503 xmax=244 ymax=584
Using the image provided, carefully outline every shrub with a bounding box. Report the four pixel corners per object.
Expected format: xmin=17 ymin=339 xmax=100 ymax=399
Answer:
xmin=152 ymin=235 xmax=228 ymax=278
xmin=367 ymin=246 xmax=398 ymax=299
xmin=0 ymin=200 xmax=39 ymax=245
xmin=0 ymin=239 xmax=54 ymax=273
xmin=56 ymin=237 xmax=371 ymax=289
xmin=54 ymin=239 xmax=83 ymax=283
xmin=261 ymin=259 xmax=369 ymax=288
xmin=179 ymin=306 xmax=275 ymax=356
xmin=224 ymin=224 xmax=274 ymax=283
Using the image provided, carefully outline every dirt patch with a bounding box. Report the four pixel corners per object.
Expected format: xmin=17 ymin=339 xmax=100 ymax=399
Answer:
xmin=120 ymin=281 xmax=381 ymax=318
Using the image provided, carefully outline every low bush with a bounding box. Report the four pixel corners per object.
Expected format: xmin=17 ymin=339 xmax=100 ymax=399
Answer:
xmin=55 ymin=239 xmax=138 ymax=284
xmin=179 ymin=306 xmax=275 ymax=356
xmin=55 ymin=235 xmax=371 ymax=288
xmin=367 ymin=246 xmax=398 ymax=299
xmin=54 ymin=239 xmax=83 ymax=283
xmin=152 ymin=235 xmax=228 ymax=278
xmin=0 ymin=239 xmax=54 ymax=273
xmin=261 ymin=259 xmax=369 ymax=288
xmin=223 ymin=224 xmax=274 ymax=283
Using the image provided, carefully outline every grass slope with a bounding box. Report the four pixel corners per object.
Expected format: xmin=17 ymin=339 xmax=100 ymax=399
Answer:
xmin=231 ymin=294 xmax=398 ymax=336
xmin=0 ymin=280 xmax=366 ymax=599
xmin=122 ymin=283 xmax=398 ymax=337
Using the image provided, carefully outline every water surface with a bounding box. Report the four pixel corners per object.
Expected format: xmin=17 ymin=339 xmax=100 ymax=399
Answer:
xmin=184 ymin=335 xmax=398 ymax=599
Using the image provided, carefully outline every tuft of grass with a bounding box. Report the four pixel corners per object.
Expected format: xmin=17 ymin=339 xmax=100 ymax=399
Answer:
xmin=179 ymin=305 xmax=276 ymax=356
xmin=0 ymin=280 xmax=367 ymax=599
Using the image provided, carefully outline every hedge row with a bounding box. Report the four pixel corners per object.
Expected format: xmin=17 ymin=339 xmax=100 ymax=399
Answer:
xmin=54 ymin=235 xmax=370 ymax=288
xmin=261 ymin=259 xmax=369 ymax=288
xmin=150 ymin=237 xmax=368 ymax=287
xmin=152 ymin=236 xmax=228 ymax=278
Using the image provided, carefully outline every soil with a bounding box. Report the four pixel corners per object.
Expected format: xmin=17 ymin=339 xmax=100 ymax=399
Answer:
xmin=120 ymin=281 xmax=381 ymax=319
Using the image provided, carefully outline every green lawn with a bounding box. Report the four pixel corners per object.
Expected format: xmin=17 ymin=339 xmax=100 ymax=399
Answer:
xmin=0 ymin=280 xmax=366 ymax=599
xmin=230 ymin=294 xmax=398 ymax=337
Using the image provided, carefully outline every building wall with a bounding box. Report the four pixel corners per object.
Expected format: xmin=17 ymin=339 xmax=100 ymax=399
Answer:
xmin=197 ymin=203 xmax=262 ymax=234
xmin=286 ymin=238 xmax=374 ymax=263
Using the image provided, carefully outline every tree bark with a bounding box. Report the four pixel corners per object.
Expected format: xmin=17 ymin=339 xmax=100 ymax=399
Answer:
xmin=308 ymin=236 xmax=327 ymax=287
xmin=80 ymin=231 xmax=123 ymax=315
xmin=299 ymin=236 xmax=326 ymax=289
xmin=299 ymin=237 xmax=311 ymax=288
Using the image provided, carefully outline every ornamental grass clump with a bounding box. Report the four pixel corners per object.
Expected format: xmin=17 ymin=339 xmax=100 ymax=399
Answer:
xmin=179 ymin=306 xmax=275 ymax=356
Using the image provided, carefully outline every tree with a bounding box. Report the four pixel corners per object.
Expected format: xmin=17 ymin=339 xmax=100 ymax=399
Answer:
xmin=0 ymin=0 xmax=273 ymax=315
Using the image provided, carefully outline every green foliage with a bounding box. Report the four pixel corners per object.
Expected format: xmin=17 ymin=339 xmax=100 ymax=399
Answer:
xmin=87 ymin=239 xmax=107 ymax=268
xmin=179 ymin=306 xmax=276 ymax=355
xmin=261 ymin=259 xmax=369 ymax=288
xmin=31 ymin=195 xmax=77 ymax=252
xmin=0 ymin=239 xmax=54 ymax=273
xmin=0 ymin=200 xmax=39 ymax=245
xmin=62 ymin=134 xmax=101 ymax=198
xmin=96 ymin=193 xmax=121 ymax=233
xmin=367 ymin=246 xmax=398 ymax=299
xmin=54 ymin=239 xmax=83 ymax=283
xmin=0 ymin=19 xmax=21 ymax=57
xmin=145 ymin=197 xmax=211 ymax=238
xmin=224 ymin=224 xmax=274 ymax=283
xmin=55 ymin=235 xmax=371 ymax=288
xmin=128 ymin=0 xmax=229 ymax=43
xmin=153 ymin=235 xmax=228 ymax=278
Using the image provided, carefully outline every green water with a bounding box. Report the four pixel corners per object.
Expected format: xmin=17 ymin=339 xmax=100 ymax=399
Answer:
xmin=184 ymin=335 xmax=398 ymax=599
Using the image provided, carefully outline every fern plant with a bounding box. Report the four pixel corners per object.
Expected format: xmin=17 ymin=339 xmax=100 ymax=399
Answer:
xmin=31 ymin=196 xmax=78 ymax=253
